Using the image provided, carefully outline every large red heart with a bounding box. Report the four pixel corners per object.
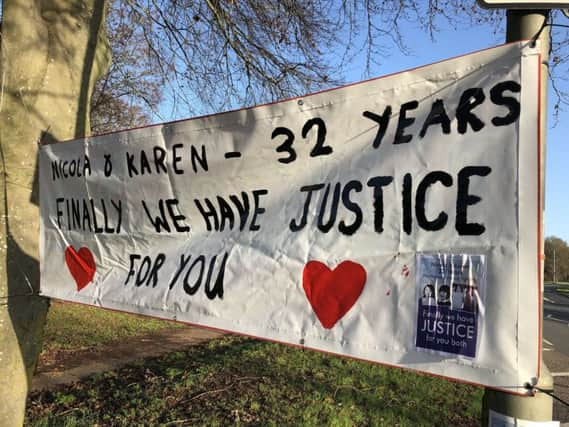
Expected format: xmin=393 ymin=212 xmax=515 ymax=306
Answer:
xmin=65 ymin=246 xmax=96 ymax=291
xmin=303 ymin=260 xmax=366 ymax=329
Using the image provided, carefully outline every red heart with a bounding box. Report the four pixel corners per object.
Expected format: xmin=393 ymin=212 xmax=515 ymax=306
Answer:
xmin=65 ymin=246 xmax=96 ymax=291
xmin=303 ymin=260 xmax=366 ymax=329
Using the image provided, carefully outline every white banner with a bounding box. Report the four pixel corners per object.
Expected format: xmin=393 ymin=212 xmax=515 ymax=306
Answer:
xmin=40 ymin=42 xmax=541 ymax=393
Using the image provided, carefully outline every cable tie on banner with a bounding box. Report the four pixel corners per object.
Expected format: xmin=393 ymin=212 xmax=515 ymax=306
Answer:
xmin=37 ymin=126 xmax=52 ymax=147
xmin=524 ymin=381 xmax=537 ymax=396
xmin=530 ymin=25 xmax=546 ymax=48
xmin=524 ymin=383 xmax=569 ymax=408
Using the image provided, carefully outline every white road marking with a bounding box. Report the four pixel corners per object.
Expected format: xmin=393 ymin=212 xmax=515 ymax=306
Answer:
xmin=544 ymin=297 xmax=555 ymax=303
xmin=545 ymin=315 xmax=569 ymax=325
xmin=552 ymin=372 xmax=569 ymax=377
xmin=543 ymin=338 xmax=554 ymax=346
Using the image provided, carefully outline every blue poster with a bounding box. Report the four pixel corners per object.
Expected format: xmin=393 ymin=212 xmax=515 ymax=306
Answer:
xmin=415 ymin=254 xmax=486 ymax=358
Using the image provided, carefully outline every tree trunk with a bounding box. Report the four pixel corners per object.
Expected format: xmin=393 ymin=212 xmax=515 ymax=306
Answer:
xmin=0 ymin=1 xmax=110 ymax=424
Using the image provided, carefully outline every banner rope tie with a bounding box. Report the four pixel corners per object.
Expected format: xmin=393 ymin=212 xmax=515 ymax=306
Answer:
xmin=525 ymin=383 xmax=569 ymax=408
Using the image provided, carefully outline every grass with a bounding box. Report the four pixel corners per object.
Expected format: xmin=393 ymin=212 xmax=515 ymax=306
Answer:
xmin=42 ymin=301 xmax=181 ymax=352
xmin=26 ymin=335 xmax=483 ymax=426
xmin=546 ymin=282 xmax=569 ymax=297
xmin=545 ymin=282 xmax=569 ymax=297
xmin=33 ymin=302 xmax=483 ymax=425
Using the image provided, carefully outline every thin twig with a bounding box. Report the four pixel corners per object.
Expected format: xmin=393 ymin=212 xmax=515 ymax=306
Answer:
xmin=163 ymin=418 xmax=198 ymax=426
xmin=55 ymin=407 xmax=81 ymax=417
xmin=183 ymin=376 xmax=259 ymax=403
xmin=333 ymin=385 xmax=372 ymax=400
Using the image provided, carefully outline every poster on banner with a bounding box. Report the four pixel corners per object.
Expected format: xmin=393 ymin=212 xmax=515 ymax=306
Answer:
xmin=415 ymin=253 xmax=486 ymax=358
xmin=39 ymin=42 xmax=541 ymax=393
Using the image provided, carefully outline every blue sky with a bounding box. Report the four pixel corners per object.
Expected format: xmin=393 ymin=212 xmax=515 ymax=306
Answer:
xmin=158 ymin=13 xmax=568 ymax=242
xmin=336 ymin=20 xmax=568 ymax=243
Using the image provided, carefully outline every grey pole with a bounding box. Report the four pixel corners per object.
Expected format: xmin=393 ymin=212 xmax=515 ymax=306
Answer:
xmin=554 ymin=249 xmax=557 ymax=284
xmin=482 ymin=9 xmax=554 ymax=426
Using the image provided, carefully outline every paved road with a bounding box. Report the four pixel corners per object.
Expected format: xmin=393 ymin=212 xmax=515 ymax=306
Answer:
xmin=542 ymin=285 xmax=569 ymax=423
xmin=545 ymin=285 xmax=569 ymax=321
xmin=544 ymin=319 xmax=569 ymax=356
xmin=543 ymin=285 xmax=569 ymax=355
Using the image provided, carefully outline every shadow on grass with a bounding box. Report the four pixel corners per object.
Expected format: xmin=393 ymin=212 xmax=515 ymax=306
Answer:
xmin=26 ymin=335 xmax=483 ymax=426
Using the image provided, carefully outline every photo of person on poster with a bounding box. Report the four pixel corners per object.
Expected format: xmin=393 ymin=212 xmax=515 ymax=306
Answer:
xmin=462 ymin=280 xmax=479 ymax=313
xmin=420 ymin=284 xmax=436 ymax=306
xmin=452 ymin=283 xmax=465 ymax=310
xmin=437 ymin=285 xmax=451 ymax=306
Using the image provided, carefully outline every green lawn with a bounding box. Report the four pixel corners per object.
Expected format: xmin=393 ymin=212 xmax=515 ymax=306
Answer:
xmin=548 ymin=282 xmax=569 ymax=297
xmin=32 ymin=302 xmax=483 ymax=425
xmin=27 ymin=335 xmax=483 ymax=426
xmin=42 ymin=301 xmax=181 ymax=352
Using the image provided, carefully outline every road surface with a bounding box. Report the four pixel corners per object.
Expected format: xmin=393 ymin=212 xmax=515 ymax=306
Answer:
xmin=543 ymin=284 xmax=569 ymax=355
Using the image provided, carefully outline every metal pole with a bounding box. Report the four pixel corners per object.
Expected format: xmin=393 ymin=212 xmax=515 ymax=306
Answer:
xmin=554 ymin=249 xmax=557 ymax=283
xmin=482 ymin=9 xmax=554 ymax=425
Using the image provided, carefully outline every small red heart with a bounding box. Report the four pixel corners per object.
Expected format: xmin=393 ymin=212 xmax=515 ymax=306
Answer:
xmin=303 ymin=260 xmax=366 ymax=329
xmin=65 ymin=246 xmax=96 ymax=291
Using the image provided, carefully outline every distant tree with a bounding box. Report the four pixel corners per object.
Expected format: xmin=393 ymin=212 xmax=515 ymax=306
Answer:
xmin=90 ymin=0 xmax=163 ymax=133
xmin=545 ymin=236 xmax=569 ymax=282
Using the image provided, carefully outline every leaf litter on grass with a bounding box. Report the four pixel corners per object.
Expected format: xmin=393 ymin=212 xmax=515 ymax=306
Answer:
xmin=27 ymin=335 xmax=483 ymax=426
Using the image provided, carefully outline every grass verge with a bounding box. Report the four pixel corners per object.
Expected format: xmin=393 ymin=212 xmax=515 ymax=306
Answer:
xmin=42 ymin=301 xmax=181 ymax=352
xmin=27 ymin=335 xmax=483 ymax=426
